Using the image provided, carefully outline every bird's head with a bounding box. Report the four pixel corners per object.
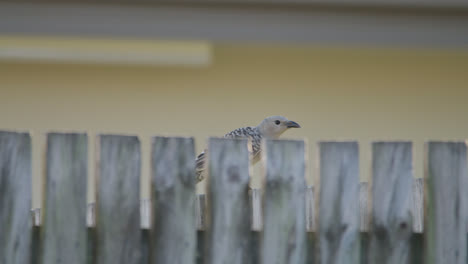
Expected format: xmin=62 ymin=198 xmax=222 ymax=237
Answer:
xmin=257 ymin=115 xmax=301 ymax=139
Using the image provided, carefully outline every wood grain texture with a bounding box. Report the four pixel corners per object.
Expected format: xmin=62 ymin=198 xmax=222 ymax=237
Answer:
xmin=306 ymin=186 xmax=315 ymax=232
xmin=96 ymin=135 xmax=141 ymax=264
xmin=140 ymin=198 xmax=150 ymax=229
xmin=31 ymin=208 xmax=41 ymax=227
xmin=250 ymin=189 xmax=262 ymax=231
xmin=260 ymin=139 xmax=307 ymax=264
xmin=425 ymin=142 xmax=467 ymax=264
xmin=0 ymin=131 xmax=32 ymax=264
xmin=196 ymin=194 xmax=206 ymax=230
xmin=359 ymin=182 xmax=369 ymax=232
xmin=411 ymin=178 xmax=423 ymax=233
xmin=368 ymin=142 xmax=413 ymax=264
xmin=205 ymin=138 xmax=251 ymax=264
xmin=41 ymin=133 xmax=87 ymax=264
xmin=151 ymin=137 xmax=196 ymax=264
xmin=318 ymin=142 xmax=360 ymax=264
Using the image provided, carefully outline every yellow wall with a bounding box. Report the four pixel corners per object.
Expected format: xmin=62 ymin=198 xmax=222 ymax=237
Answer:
xmin=1 ymin=44 xmax=468 ymax=208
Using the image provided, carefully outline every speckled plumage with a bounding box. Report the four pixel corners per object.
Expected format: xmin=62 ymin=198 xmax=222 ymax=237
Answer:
xmin=195 ymin=116 xmax=300 ymax=183
xmin=195 ymin=126 xmax=262 ymax=182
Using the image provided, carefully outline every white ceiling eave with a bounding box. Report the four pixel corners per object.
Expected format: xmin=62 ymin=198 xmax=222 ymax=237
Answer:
xmin=0 ymin=2 xmax=467 ymax=48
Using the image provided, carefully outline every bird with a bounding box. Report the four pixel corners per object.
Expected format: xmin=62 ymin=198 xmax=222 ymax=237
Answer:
xmin=195 ymin=115 xmax=301 ymax=183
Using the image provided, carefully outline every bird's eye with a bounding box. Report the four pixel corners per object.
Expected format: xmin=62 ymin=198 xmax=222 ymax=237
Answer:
xmin=275 ymin=120 xmax=280 ymax=125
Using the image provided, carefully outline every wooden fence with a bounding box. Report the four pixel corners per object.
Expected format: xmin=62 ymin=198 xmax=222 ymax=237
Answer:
xmin=1 ymin=131 xmax=467 ymax=264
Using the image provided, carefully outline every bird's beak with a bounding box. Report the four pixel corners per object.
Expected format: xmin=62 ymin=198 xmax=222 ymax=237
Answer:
xmin=285 ymin=120 xmax=301 ymax=128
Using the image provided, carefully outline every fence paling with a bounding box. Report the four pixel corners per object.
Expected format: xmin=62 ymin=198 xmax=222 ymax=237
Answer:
xmin=368 ymin=142 xmax=413 ymax=264
xmin=96 ymin=135 xmax=142 ymax=264
xmin=151 ymin=137 xmax=197 ymax=264
xmin=41 ymin=133 xmax=88 ymax=264
xmin=425 ymin=142 xmax=468 ymax=264
xmin=205 ymin=138 xmax=252 ymax=264
xmin=0 ymin=132 xmax=32 ymax=264
xmin=261 ymin=139 xmax=307 ymax=264
xmin=318 ymin=142 xmax=360 ymax=264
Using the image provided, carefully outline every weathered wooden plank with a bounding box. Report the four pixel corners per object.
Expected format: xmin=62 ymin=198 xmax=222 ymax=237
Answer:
xmin=250 ymin=189 xmax=263 ymax=231
xmin=425 ymin=142 xmax=467 ymax=264
xmin=261 ymin=139 xmax=307 ymax=264
xmin=87 ymin=203 xmax=95 ymax=227
xmin=359 ymin=182 xmax=369 ymax=232
xmin=205 ymin=138 xmax=251 ymax=264
xmin=140 ymin=199 xmax=150 ymax=229
xmin=150 ymin=137 xmax=197 ymax=264
xmin=0 ymin=131 xmax=32 ymax=264
xmin=196 ymin=194 xmax=207 ymax=230
xmin=31 ymin=208 xmax=41 ymax=226
xmin=96 ymin=135 xmax=141 ymax=264
xmin=306 ymin=186 xmax=315 ymax=232
xmin=411 ymin=178 xmax=423 ymax=233
xmin=368 ymin=142 xmax=413 ymax=264
xmin=41 ymin=133 xmax=87 ymax=264
xmin=318 ymin=142 xmax=360 ymax=264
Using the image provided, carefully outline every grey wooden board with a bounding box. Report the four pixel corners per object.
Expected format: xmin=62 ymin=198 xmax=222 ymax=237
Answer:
xmin=359 ymin=182 xmax=369 ymax=232
xmin=150 ymin=137 xmax=197 ymax=264
xmin=368 ymin=142 xmax=413 ymax=264
xmin=205 ymin=138 xmax=251 ymax=264
xmin=250 ymin=189 xmax=263 ymax=231
xmin=0 ymin=131 xmax=32 ymax=264
xmin=96 ymin=135 xmax=141 ymax=264
xmin=196 ymin=194 xmax=207 ymax=230
xmin=425 ymin=142 xmax=468 ymax=264
xmin=41 ymin=133 xmax=87 ymax=264
xmin=411 ymin=178 xmax=423 ymax=233
xmin=318 ymin=142 xmax=360 ymax=264
xmin=306 ymin=186 xmax=315 ymax=232
xmin=140 ymin=199 xmax=150 ymax=229
xmin=32 ymin=208 xmax=41 ymax=227
xmin=261 ymin=139 xmax=307 ymax=264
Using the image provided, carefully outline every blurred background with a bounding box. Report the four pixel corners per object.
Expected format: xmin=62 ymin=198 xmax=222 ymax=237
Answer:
xmin=0 ymin=1 xmax=467 ymax=208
